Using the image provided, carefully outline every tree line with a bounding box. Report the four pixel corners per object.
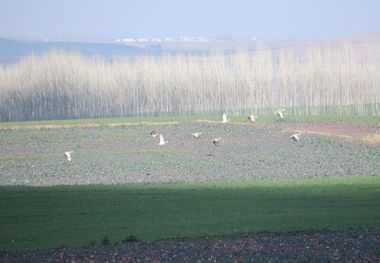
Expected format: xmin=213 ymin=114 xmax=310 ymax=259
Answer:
xmin=0 ymin=43 xmax=379 ymax=121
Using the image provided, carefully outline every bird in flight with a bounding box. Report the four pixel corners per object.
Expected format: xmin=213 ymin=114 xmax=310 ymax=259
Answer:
xmin=193 ymin=132 xmax=202 ymax=139
xmin=275 ymin=109 xmax=285 ymax=120
xmin=248 ymin=114 xmax=257 ymax=122
xmin=150 ymin=131 xmax=159 ymax=138
xmin=213 ymin=138 xmax=222 ymax=146
xmin=222 ymin=113 xmax=230 ymax=123
xmin=64 ymin=151 xmax=73 ymax=162
xmin=290 ymin=133 xmax=302 ymax=142
xmin=158 ymin=134 xmax=168 ymax=146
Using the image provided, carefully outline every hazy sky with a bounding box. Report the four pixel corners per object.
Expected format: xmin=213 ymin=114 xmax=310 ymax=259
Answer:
xmin=1 ymin=0 xmax=379 ymax=40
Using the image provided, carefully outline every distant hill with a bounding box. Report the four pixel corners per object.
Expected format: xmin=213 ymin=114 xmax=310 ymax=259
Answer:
xmin=0 ymin=38 xmax=158 ymax=63
xmin=0 ymin=37 xmax=314 ymax=63
xmin=1 ymin=33 xmax=379 ymax=63
xmin=329 ymin=33 xmax=380 ymax=60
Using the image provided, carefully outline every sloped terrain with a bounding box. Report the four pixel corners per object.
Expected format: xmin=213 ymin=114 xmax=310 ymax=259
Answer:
xmin=0 ymin=122 xmax=379 ymax=186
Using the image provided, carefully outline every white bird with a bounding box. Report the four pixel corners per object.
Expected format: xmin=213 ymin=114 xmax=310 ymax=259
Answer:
xmin=222 ymin=113 xmax=230 ymax=123
xmin=248 ymin=114 xmax=257 ymax=122
xmin=158 ymin=134 xmax=168 ymax=146
xmin=213 ymin=138 xmax=222 ymax=146
xmin=290 ymin=133 xmax=301 ymax=142
xmin=150 ymin=131 xmax=159 ymax=138
xmin=192 ymin=132 xmax=202 ymax=139
xmin=64 ymin=151 xmax=73 ymax=162
xmin=275 ymin=109 xmax=285 ymax=120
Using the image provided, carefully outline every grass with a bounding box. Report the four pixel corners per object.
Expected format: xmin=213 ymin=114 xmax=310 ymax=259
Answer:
xmin=0 ymin=116 xmax=197 ymax=129
xmin=0 ymin=114 xmax=379 ymax=129
xmin=0 ymin=176 xmax=379 ymax=252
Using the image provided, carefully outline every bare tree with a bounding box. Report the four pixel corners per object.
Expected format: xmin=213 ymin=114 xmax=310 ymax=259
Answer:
xmin=0 ymin=43 xmax=379 ymax=121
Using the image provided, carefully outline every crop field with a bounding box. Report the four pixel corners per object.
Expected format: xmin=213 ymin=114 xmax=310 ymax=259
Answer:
xmin=0 ymin=117 xmax=380 ymax=260
xmin=0 ymin=118 xmax=379 ymax=186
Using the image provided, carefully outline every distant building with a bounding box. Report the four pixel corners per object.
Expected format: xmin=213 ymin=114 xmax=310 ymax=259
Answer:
xmin=122 ymin=38 xmax=136 ymax=43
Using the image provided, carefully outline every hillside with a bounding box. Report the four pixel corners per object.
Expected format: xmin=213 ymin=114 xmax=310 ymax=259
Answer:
xmin=1 ymin=33 xmax=380 ymax=63
xmin=0 ymin=38 xmax=154 ymax=63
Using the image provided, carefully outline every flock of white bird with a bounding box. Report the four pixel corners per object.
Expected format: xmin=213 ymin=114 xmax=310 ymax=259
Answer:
xmin=64 ymin=109 xmax=300 ymax=161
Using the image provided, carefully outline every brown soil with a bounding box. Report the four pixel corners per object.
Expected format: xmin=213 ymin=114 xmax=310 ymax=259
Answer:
xmin=269 ymin=121 xmax=380 ymax=145
xmin=2 ymin=229 xmax=379 ymax=263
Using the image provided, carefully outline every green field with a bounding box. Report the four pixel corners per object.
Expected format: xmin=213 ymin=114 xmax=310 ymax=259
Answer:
xmin=1 ymin=177 xmax=379 ymax=252
xmin=0 ymin=114 xmax=379 ymax=129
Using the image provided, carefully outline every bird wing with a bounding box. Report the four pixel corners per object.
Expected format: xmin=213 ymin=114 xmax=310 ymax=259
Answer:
xmin=159 ymin=134 xmax=165 ymax=144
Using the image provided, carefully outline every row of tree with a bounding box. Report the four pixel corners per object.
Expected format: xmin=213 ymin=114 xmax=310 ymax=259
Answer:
xmin=0 ymin=43 xmax=379 ymax=121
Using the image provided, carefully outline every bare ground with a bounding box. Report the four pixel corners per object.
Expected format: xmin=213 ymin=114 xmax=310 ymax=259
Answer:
xmin=0 ymin=121 xmax=379 ymax=186
xmin=1 ymin=228 xmax=379 ymax=262
xmin=269 ymin=121 xmax=380 ymax=145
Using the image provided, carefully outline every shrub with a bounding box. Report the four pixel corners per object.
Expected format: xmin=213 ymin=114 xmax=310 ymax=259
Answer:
xmin=122 ymin=234 xmax=139 ymax=243
xmin=101 ymin=236 xmax=110 ymax=246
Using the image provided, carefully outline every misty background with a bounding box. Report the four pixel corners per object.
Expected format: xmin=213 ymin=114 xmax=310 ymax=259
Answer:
xmin=1 ymin=0 xmax=380 ymax=40
xmin=0 ymin=0 xmax=380 ymax=121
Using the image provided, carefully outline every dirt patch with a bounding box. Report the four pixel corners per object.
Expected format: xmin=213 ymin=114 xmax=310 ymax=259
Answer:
xmin=362 ymin=133 xmax=380 ymax=146
xmin=270 ymin=121 xmax=380 ymax=145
